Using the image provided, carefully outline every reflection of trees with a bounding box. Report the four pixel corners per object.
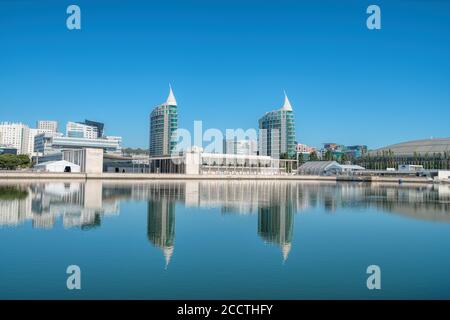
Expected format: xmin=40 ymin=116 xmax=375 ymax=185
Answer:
xmin=0 ymin=186 xmax=28 ymax=200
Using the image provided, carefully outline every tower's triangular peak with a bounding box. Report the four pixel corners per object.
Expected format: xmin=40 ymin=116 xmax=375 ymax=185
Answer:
xmin=279 ymin=90 xmax=293 ymax=111
xmin=166 ymin=84 xmax=177 ymax=106
xmin=163 ymin=246 xmax=174 ymax=270
xmin=281 ymin=243 xmax=292 ymax=264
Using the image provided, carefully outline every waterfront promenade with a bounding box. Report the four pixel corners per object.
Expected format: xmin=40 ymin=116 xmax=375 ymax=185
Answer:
xmin=0 ymin=171 xmax=437 ymax=184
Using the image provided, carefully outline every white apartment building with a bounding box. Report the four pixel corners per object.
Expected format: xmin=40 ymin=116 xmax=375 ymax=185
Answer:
xmin=66 ymin=122 xmax=99 ymax=139
xmin=0 ymin=122 xmax=28 ymax=154
xmin=0 ymin=121 xmax=60 ymax=156
xmin=37 ymin=120 xmax=58 ymax=133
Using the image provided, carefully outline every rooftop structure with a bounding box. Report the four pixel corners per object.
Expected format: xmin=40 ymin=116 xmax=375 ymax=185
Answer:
xmin=369 ymin=138 xmax=450 ymax=157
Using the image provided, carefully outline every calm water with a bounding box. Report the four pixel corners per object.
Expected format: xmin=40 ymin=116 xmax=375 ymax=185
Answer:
xmin=0 ymin=180 xmax=450 ymax=299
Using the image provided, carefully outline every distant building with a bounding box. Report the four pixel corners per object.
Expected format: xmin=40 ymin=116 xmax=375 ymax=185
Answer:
xmin=0 ymin=146 xmax=17 ymax=155
xmin=66 ymin=121 xmax=99 ymax=139
xmin=34 ymin=133 xmax=121 ymax=155
xmin=0 ymin=122 xmax=28 ymax=154
xmin=149 ymin=85 xmax=178 ymax=157
xmin=223 ymin=139 xmax=257 ymax=156
xmin=105 ymin=136 xmax=122 ymax=154
xmin=37 ymin=120 xmax=58 ymax=133
xmin=296 ymin=143 xmax=316 ymax=154
xmin=344 ymin=145 xmax=368 ymax=158
xmin=369 ymin=138 xmax=450 ymax=157
xmin=84 ymin=120 xmax=104 ymax=138
xmin=258 ymin=92 xmax=296 ymax=158
xmin=321 ymin=143 xmax=367 ymax=159
xmin=357 ymin=138 xmax=450 ymax=170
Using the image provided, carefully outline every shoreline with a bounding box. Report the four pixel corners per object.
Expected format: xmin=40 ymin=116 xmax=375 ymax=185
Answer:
xmin=0 ymin=172 xmax=441 ymax=184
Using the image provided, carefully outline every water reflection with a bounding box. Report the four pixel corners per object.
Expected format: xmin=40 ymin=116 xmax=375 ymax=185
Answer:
xmin=1 ymin=180 xmax=450 ymax=266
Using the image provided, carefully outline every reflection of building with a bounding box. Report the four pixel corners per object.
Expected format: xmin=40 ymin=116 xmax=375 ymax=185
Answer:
xmin=147 ymin=198 xmax=176 ymax=268
xmin=257 ymin=185 xmax=295 ymax=262
xmin=0 ymin=181 xmax=119 ymax=229
xmin=149 ymin=85 xmax=178 ymax=157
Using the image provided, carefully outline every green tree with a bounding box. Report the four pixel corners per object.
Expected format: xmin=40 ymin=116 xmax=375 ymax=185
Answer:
xmin=297 ymin=153 xmax=305 ymax=165
xmin=309 ymin=151 xmax=319 ymax=161
xmin=340 ymin=153 xmax=349 ymax=164
xmin=0 ymin=154 xmax=31 ymax=170
xmin=324 ymin=149 xmax=333 ymax=161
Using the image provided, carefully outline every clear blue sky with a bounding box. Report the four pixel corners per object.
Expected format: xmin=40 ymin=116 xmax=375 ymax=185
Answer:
xmin=0 ymin=0 xmax=449 ymax=149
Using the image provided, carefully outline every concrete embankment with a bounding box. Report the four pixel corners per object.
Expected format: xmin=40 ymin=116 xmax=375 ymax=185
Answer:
xmin=0 ymin=172 xmax=437 ymax=184
xmin=0 ymin=172 xmax=335 ymax=181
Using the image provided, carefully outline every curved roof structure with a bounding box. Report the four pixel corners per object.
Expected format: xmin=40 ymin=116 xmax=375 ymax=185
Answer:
xmin=369 ymin=138 xmax=450 ymax=156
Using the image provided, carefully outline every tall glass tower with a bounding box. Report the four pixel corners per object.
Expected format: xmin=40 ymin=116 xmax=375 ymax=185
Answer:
xmin=149 ymin=85 xmax=178 ymax=156
xmin=258 ymin=92 xmax=296 ymax=158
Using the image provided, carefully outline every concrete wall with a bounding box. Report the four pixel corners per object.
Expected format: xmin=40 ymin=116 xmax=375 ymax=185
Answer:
xmin=185 ymin=152 xmax=200 ymax=175
xmin=83 ymin=148 xmax=104 ymax=173
xmin=438 ymin=170 xmax=450 ymax=181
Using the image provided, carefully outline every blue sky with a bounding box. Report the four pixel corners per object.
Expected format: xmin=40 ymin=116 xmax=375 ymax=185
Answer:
xmin=0 ymin=0 xmax=449 ymax=149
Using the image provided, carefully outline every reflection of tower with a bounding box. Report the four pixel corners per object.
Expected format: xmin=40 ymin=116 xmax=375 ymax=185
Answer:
xmin=147 ymin=198 xmax=176 ymax=268
xmin=258 ymin=198 xmax=294 ymax=263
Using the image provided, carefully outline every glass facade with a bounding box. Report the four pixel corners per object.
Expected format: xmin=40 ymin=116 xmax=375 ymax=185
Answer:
xmin=149 ymin=104 xmax=178 ymax=156
xmin=259 ymin=109 xmax=296 ymax=158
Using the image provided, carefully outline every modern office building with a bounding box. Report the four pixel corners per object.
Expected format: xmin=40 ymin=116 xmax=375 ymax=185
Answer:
xmin=223 ymin=139 xmax=258 ymax=156
xmin=149 ymin=86 xmax=178 ymax=157
xmin=258 ymin=92 xmax=296 ymax=158
xmin=66 ymin=121 xmax=99 ymax=139
xmin=84 ymin=120 xmax=104 ymax=138
xmin=37 ymin=120 xmax=58 ymax=133
xmin=0 ymin=146 xmax=17 ymax=155
xmin=34 ymin=133 xmax=121 ymax=155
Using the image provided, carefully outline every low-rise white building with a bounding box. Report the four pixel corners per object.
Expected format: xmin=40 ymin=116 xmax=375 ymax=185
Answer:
xmin=33 ymin=160 xmax=81 ymax=173
xmin=398 ymin=164 xmax=424 ymax=172
xmin=149 ymin=147 xmax=280 ymax=175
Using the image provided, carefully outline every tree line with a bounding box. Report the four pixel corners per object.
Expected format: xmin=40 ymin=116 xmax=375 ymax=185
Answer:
xmin=0 ymin=154 xmax=31 ymax=170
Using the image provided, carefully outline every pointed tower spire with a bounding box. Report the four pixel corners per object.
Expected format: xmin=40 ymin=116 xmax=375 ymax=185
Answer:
xmin=166 ymin=84 xmax=177 ymax=106
xmin=280 ymin=90 xmax=293 ymax=111
xmin=281 ymin=243 xmax=292 ymax=264
xmin=163 ymin=246 xmax=174 ymax=270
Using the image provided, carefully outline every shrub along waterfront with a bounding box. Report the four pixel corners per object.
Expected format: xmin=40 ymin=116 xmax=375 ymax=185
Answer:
xmin=0 ymin=154 xmax=31 ymax=170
